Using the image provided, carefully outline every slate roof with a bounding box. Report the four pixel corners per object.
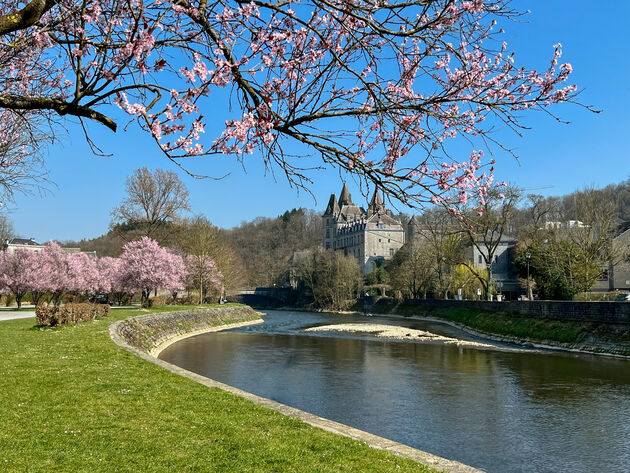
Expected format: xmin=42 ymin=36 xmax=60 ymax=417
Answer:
xmin=338 ymin=182 xmax=354 ymax=206
xmin=7 ymin=238 xmax=40 ymax=246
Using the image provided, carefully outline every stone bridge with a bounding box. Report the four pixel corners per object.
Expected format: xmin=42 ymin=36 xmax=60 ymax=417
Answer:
xmin=226 ymin=287 xmax=294 ymax=308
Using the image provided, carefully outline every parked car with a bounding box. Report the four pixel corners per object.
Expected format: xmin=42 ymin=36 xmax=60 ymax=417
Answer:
xmin=89 ymin=294 xmax=111 ymax=305
xmin=615 ymin=293 xmax=630 ymax=302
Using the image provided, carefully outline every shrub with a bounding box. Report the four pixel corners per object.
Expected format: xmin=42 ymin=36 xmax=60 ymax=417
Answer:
xmin=1 ymin=294 xmax=15 ymax=307
xmin=36 ymin=303 xmax=110 ymax=327
xmin=174 ymin=295 xmax=195 ymax=305
xmin=35 ymin=303 xmax=56 ymax=326
xmin=143 ymin=295 xmax=170 ymax=308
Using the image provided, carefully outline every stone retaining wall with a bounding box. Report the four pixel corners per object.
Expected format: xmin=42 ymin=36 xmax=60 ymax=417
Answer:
xmin=403 ymin=299 xmax=630 ymax=324
xmin=113 ymin=306 xmax=262 ymax=355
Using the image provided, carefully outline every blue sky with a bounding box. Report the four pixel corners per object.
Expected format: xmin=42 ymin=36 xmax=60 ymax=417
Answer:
xmin=5 ymin=1 xmax=630 ymax=242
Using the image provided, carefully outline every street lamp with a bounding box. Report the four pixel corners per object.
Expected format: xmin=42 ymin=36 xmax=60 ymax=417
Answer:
xmin=526 ymin=252 xmax=531 ymax=301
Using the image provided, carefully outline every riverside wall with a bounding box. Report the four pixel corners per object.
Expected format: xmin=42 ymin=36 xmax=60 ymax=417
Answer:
xmin=113 ymin=306 xmax=262 ymax=355
xmin=401 ymin=299 xmax=630 ymax=324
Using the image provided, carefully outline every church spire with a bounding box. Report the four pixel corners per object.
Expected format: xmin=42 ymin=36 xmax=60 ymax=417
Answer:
xmin=338 ymin=182 xmax=354 ymax=206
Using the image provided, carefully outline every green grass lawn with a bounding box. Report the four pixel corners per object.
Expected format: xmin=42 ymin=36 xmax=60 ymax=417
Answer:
xmin=0 ymin=306 xmax=437 ymax=473
xmin=372 ymin=302 xmax=591 ymax=344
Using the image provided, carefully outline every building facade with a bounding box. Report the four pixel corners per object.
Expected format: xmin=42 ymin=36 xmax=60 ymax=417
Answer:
xmin=463 ymin=233 xmax=520 ymax=295
xmin=2 ymin=238 xmax=97 ymax=258
xmin=322 ymin=184 xmax=404 ymax=274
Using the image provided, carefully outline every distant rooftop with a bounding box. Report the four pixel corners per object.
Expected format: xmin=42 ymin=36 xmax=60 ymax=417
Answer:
xmin=7 ymin=237 xmax=40 ymax=246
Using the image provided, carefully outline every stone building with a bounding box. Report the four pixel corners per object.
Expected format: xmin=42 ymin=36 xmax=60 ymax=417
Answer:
xmin=463 ymin=233 xmax=520 ymax=295
xmin=2 ymin=238 xmax=97 ymax=258
xmin=592 ymin=221 xmax=630 ymax=292
xmin=322 ymin=184 xmax=405 ymax=274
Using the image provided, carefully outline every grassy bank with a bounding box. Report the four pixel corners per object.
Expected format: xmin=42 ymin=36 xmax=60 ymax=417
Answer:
xmin=371 ymin=302 xmax=630 ymax=354
xmin=0 ymin=305 xmax=436 ymax=473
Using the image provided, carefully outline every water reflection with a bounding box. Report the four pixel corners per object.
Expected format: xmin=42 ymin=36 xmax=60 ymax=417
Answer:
xmin=159 ymin=310 xmax=630 ymax=473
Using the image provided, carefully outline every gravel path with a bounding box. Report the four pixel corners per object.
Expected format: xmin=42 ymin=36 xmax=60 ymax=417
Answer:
xmin=0 ymin=311 xmax=35 ymax=322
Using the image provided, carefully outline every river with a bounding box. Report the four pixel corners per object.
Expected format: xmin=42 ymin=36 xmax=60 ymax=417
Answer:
xmin=159 ymin=310 xmax=630 ymax=473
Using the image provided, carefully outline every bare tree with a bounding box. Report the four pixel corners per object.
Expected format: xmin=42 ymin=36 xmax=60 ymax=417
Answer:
xmin=0 ymin=111 xmax=50 ymax=205
xmin=0 ymin=214 xmax=14 ymax=243
xmin=455 ymin=185 xmax=522 ymax=299
xmin=564 ymin=187 xmax=628 ymax=285
xmin=388 ymin=243 xmax=435 ymax=299
xmin=111 ymin=167 xmax=190 ymax=240
xmin=177 ymin=216 xmax=247 ymax=299
xmin=512 ymin=194 xmax=555 ymax=244
xmin=294 ymin=248 xmax=362 ymax=310
xmin=411 ymin=209 xmax=464 ymax=298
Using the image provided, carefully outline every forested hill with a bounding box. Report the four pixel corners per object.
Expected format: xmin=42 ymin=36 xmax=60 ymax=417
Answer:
xmin=61 ymin=208 xmax=322 ymax=288
xmin=220 ymin=208 xmax=322 ymax=287
xmin=539 ymin=179 xmax=630 ymax=221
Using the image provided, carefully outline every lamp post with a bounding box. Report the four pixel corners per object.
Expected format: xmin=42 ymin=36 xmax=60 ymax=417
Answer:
xmin=526 ymin=252 xmax=532 ymax=301
xmin=441 ymin=256 xmax=447 ymax=299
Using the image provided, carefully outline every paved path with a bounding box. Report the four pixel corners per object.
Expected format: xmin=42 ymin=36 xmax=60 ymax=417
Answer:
xmin=0 ymin=311 xmax=35 ymax=321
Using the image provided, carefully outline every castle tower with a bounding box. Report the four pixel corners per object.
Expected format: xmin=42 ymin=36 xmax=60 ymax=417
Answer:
xmin=321 ymin=184 xmax=403 ymax=274
xmin=322 ymin=193 xmax=339 ymax=249
xmin=338 ymin=182 xmax=353 ymax=206
xmin=367 ymin=189 xmax=386 ymax=216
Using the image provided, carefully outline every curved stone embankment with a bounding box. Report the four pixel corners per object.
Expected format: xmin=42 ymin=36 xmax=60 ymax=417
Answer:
xmin=112 ymin=306 xmax=263 ymax=356
xmin=109 ymin=307 xmax=483 ymax=473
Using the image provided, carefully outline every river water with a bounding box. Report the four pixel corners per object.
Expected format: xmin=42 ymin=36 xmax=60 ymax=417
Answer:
xmin=159 ymin=310 xmax=630 ymax=473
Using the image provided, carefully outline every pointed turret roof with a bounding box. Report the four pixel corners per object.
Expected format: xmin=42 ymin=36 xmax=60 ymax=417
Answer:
xmin=338 ymin=182 xmax=354 ymax=206
xmin=368 ymin=189 xmax=385 ymax=215
xmin=323 ymin=193 xmax=340 ymax=216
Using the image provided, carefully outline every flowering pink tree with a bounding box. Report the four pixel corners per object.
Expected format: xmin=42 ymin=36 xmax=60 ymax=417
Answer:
xmin=0 ymin=1 xmax=589 ymax=209
xmin=118 ymin=237 xmax=186 ymax=304
xmin=0 ymin=248 xmax=39 ymax=308
xmin=185 ymin=254 xmax=223 ymax=304
xmin=96 ymin=256 xmax=120 ymax=303
xmin=66 ymin=251 xmax=99 ymax=295
xmin=35 ymin=242 xmax=73 ymax=305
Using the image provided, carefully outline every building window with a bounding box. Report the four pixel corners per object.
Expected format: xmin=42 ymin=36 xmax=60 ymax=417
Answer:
xmin=326 ymin=243 xmax=330 ymax=249
xmin=388 ymin=239 xmax=390 ymax=243
xmin=389 ymin=248 xmax=394 ymax=256
xmin=326 ymin=229 xmax=330 ymax=238
xmin=478 ymin=255 xmax=482 ymax=264
xmin=378 ymin=238 xmax=382 ymax=242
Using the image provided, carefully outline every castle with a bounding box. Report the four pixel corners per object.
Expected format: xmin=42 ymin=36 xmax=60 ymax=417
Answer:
xmin=322 ymin=183 xmax=405 ymax=274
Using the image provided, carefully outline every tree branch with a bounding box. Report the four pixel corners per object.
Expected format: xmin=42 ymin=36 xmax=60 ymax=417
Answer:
xmin=0 ymin=0 xmax=57 ymax=35
xmin=0 ymin=95 xmax=117 ymax=131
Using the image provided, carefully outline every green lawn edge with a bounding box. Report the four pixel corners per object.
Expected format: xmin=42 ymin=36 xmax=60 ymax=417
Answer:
xmin=371 ymin=302 xmax=630 ymax=354
xmin=0 ymin=305 xmax=438 ymax=473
